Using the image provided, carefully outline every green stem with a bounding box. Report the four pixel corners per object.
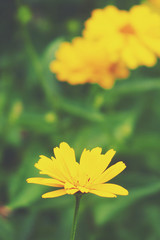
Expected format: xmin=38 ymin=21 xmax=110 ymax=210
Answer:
xmin=71 ymin=194 xmax=82 ymax=240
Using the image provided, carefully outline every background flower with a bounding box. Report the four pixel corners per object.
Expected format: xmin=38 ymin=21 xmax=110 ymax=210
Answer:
xmin=148 ymin=0 xmax=160 ymax=8
xmin=51 ymin=4 xmax=160 ymax=88
xmin=84 ymin=5 xmax=160 ymax=69
xmin=50 ymin=37 xmax=129 ymax=88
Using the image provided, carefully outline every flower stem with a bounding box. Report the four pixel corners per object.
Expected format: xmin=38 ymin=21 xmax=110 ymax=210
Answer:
xmin=71 ymin=193 xmax=82 ymax=240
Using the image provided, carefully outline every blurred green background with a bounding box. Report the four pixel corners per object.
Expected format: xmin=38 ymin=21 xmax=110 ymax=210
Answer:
xmin=0 ymin=0 xmax=160 ymax=239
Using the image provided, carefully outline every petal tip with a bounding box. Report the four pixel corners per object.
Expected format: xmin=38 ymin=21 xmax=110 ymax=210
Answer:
xmin=124 ymin=189 xmax=129 ymax=195
xmin=34 ymin=163 xmax=38 ymax=168
xmin=59 ymin=142 xmax=72 ymax=150
xmin=91 ymin=147 xmax=102 ymax=154
xmin=41 ymin=194 xmax=46 ymax=198
xmin=123 ymin=162 xmax=127 ymax=169
xmin=119 ymin=161 xmax=127 ymax=168
xmin=26 ymin=178 xmax=34 ymax=183
xmin=60 ymin=141 xmax=68 ymax=146
xmin=105 ymin=148 xmax=116 ymax=157
xmin=110 ymin=148 xmax=116 ymax=152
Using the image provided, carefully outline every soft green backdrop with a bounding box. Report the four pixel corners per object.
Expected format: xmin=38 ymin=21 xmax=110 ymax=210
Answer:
xmin=0 ymin=0 xmax=160 ymax=239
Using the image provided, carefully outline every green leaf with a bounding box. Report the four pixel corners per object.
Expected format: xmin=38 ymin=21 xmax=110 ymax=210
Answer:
xmin=0 ymin=217 xmax=14 ymax=240
xmin=7 ymin=144 xmax=49 ymax=209
xmin=41 ymin=38 xmax=63 ymax=96
xmin=17 ymin=6 xmax=32 ymax=25
xmin=113 ymin=77 xmax=160 ymax=94
xmin=92 ymin=179 xmax=160 ymax=226
xmin=73 ymin=109 xmax=138 ymax=155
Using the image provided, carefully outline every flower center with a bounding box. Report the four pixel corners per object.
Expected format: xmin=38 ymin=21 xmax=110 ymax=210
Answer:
xmin=120 ymin=24 xmax=135 ymax=35
xmin=109 ymin=63 xmax=118 ymax=74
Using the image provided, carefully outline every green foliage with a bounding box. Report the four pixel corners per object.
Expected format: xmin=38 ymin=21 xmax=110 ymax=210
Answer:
xmin=93 ymin=178 xmax=160 ymax=225
xmin=0 ymin=218 xmax=14 ymax=240
xmin=17 ymin=6 xmax=32 ymax=25
xmin=0 ymin=0 xmax=160 ymax=239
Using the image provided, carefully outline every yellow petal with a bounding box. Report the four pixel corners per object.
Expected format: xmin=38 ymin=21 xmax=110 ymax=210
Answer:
xmin=51 ymin=156 xmax=73 ymax=182
xmin=91 ymin=183 xmax=128 ymax=196
xmin=93 ymin=161 xmax=126 ymax=184
xmin=103 ymin=149 xmax=116 ymax=169
xmin=122 ymin=37 xmax=157 ymax=69
xmin=79 ymin=147 xmax=101 ymax=185
xmin=66 ymin=188 xmax=79 ymax=195
xmin=53 ymin=142 xmax=78 ymax=182
xmin=142 ymin=37 xmax=160 ymax=56
xmin=89 ymin=189 xmax=117 ymax=198
xmin=35 ymin=155 xmax=63 ymax=181
xmin=80 ymin=147 xmax=102 ymax=167
xmin=42 ymin=189 xmax=66 ymax=198
xmin=26 ymin=177 xmax=64 ymax=187
xmin=88 ymin=149 xmax=116 ymax=184
xmin=80 ymin=148 xmax=116 ymax=184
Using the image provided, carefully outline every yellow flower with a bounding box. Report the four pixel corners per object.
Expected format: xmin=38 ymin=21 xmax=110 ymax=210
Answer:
xmin=84 ymin=5 xmax=160 ymax=69
xmin=146 ymin=0 xmax=160 ymax=13
xmin=50 ymin=37 xmax=129 ymax=89
xmin=26 ymin=142 xmax=128 ymax=198
xmin=148 ymin=0 xmax=160 ymax=8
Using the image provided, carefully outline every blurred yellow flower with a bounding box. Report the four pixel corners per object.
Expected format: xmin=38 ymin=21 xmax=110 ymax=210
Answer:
xmin=9 ymin=101 xmax=23 ymax=123
xmin=147 ymin=0 xmax=160 ymax=13
xmin=45 ymin=112 xmax=56 ymax=123
xmin=84 ymin=5 xmax=160 ymax=69
xmin=148 ymin=0 xmax=160 ymax=8
xmin=50 ymin=37 xmax=129 ymax=89
xmin=27 ymin=142 xmax=128 ymax=198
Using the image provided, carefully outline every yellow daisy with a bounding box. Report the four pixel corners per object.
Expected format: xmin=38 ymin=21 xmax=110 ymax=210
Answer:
xmin=50 ymin=37 xmax=129 ymax=89
xmin=84 ymin=5 xmax=160 ymax=69
xmin=148 ymin=0 xmax=160 ymax=8
xmin=146 ymin=0 xmax=160 ymax=14
xmin=27 ymin=142 xmax=128 ymax=198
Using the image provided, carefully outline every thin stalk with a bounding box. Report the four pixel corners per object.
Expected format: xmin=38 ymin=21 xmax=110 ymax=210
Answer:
xmin=71 ymin=194 xmax=82 ymax=240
